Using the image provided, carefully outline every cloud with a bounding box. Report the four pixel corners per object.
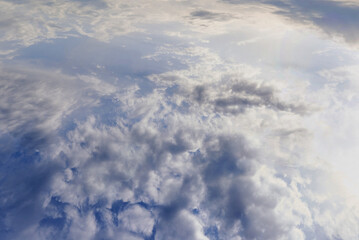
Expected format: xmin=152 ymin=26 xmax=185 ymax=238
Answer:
xmin=1 ymin=56 xmax=348 ymax=239
xmin=190 ymin=10 xmax=234 ymax=21
xmin=0 ymin=63 xmax=115 ymax=150
xmin=0 ymin=62 xmax=116 ymax=239
xmin=0 ymin=0 xmax=283 ymax=56
xmin=223 ymin=0 xmax=359 ymax=46
xmin=1 ymin=40 xmax=358 ymax=240
xmin=213 ymin=79 xmax=311 ymax=115
xmin=118 ymin=205 xmax=155 ymax=237
xmin=1 ymin=1 xmax=359 ymax=239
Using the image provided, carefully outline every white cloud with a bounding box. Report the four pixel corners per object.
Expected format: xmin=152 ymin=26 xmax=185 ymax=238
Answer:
xmin=1 ymin=1 xmax=359 ymax=239
xmin=118 ymin=205 xmax=155 ymax=236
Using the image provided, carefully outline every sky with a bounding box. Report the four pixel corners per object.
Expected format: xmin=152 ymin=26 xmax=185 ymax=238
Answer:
xmin=1 ymin=0 xmax=359 ymax=239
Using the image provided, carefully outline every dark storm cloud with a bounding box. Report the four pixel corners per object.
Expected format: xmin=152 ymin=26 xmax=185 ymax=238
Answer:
xmin=223 ymin=0 xmax=359 ymax=45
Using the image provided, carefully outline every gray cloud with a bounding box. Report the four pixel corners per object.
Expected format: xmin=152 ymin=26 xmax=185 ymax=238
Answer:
xmin=190 ymin=10 xmax=234 ymax=21
xmin=189 ymin=79 xmax=312 ymax=115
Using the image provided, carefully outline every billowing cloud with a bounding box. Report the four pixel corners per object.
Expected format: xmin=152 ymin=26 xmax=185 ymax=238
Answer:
xmin=1 ymin=0 xmax=359 ymax=240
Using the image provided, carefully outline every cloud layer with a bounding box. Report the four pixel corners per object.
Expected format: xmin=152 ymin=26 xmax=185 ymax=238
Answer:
xmin=1 ymin=0 xmax=359 ymax=240
xmin=224 ymin=0 xmax=359 ymax=46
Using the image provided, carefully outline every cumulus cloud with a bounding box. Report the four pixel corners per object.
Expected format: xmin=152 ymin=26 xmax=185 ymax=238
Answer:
xmin=2 ymin=50 xmax=355 ymax=239
xmin=1 ymin=0 xmax=359 ymax=240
